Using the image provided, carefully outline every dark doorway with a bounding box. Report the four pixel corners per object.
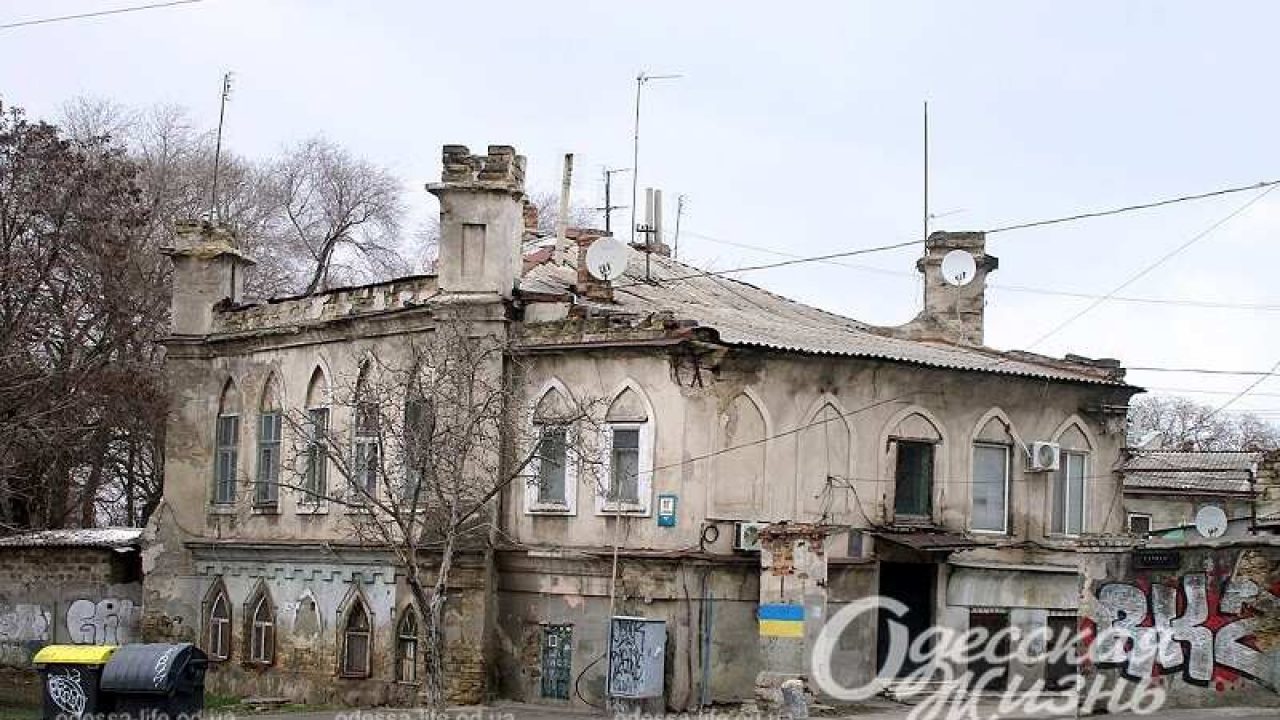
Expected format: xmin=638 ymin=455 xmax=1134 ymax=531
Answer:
xmin=967 ymin=610 xmax=1010 ymax=690
xmin=1044 ymin=615 xmax=1078 ymax=691
xmin=877 ymin=562 xmax=935 ymax=677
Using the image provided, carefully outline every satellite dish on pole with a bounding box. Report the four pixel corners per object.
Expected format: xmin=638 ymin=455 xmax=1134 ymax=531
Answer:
xmin=940 ymin=249 xmax=977 ymax=287
xmin=585 ymin=237 xmax=629 ymax=282
xmin=1194 ymin=505 xmax=1228 ymax=539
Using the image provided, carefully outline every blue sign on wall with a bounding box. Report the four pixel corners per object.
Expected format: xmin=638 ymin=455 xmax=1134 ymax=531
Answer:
xmin=657 ymin=494 xmax=677 ymax=527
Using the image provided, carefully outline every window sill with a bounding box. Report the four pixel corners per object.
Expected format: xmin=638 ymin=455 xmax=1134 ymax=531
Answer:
xmin=251 ymin=505 xmax=280 ymax=515
xmin=596 ymin=503 xmax=650 ymax=517
xmin=296 ymin=504 xmax=329 ymax=515
xmin=207 ymin=505 xmax=238 ymax=516
xmin=527 ymin=504 xmax=575 ymax=516
xmin=338 ymin=672 xmax=372 ymax=680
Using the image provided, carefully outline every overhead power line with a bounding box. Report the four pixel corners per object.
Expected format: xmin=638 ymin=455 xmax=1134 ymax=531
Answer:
xmin=1017 ymin=185 xmax=1277 ymax=352
xmin=683 ymin=228 xmax=1280 ymax=311
xmin=644 ymin=176 xmax=1280 ymax=299
xmin=1126 ymin=366 xmax=1280 ymax=377
xmin=0 ymin=0 xmax=205 ymax=30
xmin=1208 ymin=357 xmax=1280 ymax=419
xmin=986 ymin=178 xmax=1280 ymax=234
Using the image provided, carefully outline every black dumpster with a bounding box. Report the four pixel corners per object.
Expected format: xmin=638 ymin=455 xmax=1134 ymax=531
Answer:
xmin=33 ymin=645 xmax=118 ymax=720
xmin=100 ymin=643 xmax=207 ymax=720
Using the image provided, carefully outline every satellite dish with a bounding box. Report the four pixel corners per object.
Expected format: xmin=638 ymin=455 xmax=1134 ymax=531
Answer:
xmin=585 ymin=237 xmax=629 ymax=282
xmin=1194 ymin=505 xmax=1228 ymax=539
xmin=940 ymin=249 xmax=977 ymax=287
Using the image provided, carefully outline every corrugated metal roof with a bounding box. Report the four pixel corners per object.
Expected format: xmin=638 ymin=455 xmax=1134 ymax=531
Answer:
xmin=522 ymin=248 xmax=1128 ymax=386
xmin=1122 ymin=451 xmax=1261 ymax=494
xmin=0 ymin=527 xmax=142 ymax=549
xmin=1124 ymin=471 xmax=1254 ymax=494
xmin=1122 ymin=451 xmax=1262 ymax=473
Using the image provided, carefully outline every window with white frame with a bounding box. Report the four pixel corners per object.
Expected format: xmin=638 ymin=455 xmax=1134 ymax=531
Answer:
xmin=247 ymin=588 xmax=275 ymax=665
xmin=205 ymin=585 xmax=231 ymax=661
xmin=536 ymin=426 xmax=570 ymax=503
xmin=1051 ymin=450 xmax=1088 ymax=535
xmin=213 ymin=380 xmax=241 ymax=505
xmin=598 ymin=386 xmax=653 ymax=515
xmin=608 ymin=426 xmax=641 ymax=503
xmin=1127 ymin=512 xmax=1152 ymax=538
xmin=971 ymin=443 xmax=1010 ymax=533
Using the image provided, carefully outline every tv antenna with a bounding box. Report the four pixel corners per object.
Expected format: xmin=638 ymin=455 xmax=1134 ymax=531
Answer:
xmin=597 ymin=166 xmax=631 ymax=235
xmin=209 ymin=71 xmax=234 ymax=223
xmin=629 ymin=70 xmax=682 ymax=281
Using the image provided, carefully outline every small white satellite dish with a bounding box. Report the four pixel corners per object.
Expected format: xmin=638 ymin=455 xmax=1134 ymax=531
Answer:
xmin=585 ymin=237 xmax=629 ymax=282
xmin=940 ymin=249 xmax=977 ymax=286
xmin=1194 ymin=505 xmax=1228 ymax=539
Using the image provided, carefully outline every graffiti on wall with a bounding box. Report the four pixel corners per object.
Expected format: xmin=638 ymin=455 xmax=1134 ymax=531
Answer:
xmin=0 ymin=604 xmax=51 ymax=665
xmin=66 ymin=598 xmax=136 ymax=645
xmin=1091 ymin=571 xmax=1279 ymax=691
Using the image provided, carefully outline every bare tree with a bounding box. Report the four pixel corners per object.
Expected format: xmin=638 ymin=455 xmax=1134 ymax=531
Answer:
xmin=264 ymin=321 xmax=599 ymax=705
xmin=0 ymin=99 xmax=157 ymax=530
xmin=266 ymin=137 xmax=408 ymax=295
xmin=1129 ymin=394 xmax=1280 ymax=451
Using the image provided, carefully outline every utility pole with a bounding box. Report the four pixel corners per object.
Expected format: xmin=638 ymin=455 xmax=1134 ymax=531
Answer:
xmin=597 ymin=166 xmax=630 ymax=235
xmin=209 ymin=71 xmax=233 ymax=223
xmin=673 ymin=194 xmax=686 ymax=260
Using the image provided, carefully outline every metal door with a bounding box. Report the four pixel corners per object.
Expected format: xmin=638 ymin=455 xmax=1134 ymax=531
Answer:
xmin=540 ymin=624 xmax=572 ymax=700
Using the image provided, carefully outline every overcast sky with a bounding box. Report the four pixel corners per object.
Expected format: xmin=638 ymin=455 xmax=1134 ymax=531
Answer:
xmin=2 ymin=0 xmax=1278 ymax=416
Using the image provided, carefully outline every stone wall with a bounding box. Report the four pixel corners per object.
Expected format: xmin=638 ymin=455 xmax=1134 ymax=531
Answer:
xmin=0 ymin=545 xmax=143 ymax=705
xmin=1081 ymin=538 xmax=1280 ymax=708
xmin=143 ymin=538 xmax=492 ymax=706
xmin=494 ymin=551 xmax=759 ymax=711
xmin=0 ymin=546 xmax=142 ymax=667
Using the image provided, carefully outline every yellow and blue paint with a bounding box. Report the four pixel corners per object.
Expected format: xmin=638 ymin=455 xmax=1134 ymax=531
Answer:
xmin=758 ymin=603 xmax=805 ymax=638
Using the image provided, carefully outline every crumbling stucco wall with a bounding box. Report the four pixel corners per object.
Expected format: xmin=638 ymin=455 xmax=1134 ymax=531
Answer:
xmin=1081 ymin=538 xmax=1280 ymax=708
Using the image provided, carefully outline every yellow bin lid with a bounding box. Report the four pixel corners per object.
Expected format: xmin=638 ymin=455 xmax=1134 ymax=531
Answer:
xmin=32 ymin=645 xmax=118 ymax=665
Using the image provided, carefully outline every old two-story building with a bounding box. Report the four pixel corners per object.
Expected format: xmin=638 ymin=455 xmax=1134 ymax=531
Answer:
xmin=142 ymin=143 xmax=1140 ymax=709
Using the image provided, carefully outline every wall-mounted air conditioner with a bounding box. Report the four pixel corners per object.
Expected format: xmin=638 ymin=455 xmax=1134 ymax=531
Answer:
xmin=1027 ymin=441 xmax=1061 ymax=472
xmin=734 ymin=521 xmax=768 ymax=551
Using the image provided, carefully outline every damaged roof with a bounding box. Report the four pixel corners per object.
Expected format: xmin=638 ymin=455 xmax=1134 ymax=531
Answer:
xmin=521 ymin=246 xmax=1130 ymax=386
xmin=0 ymin=527 xmax=143 ymax=550
xmin=1122 ymin=450 xmax=1261 ymax=495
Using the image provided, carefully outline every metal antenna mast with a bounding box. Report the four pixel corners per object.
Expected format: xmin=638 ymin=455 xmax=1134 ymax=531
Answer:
xmin=922 ymin=100 xmax=929 ymax=243
xmin=210 ymin=71 xmax=234 ymax=223
xmin=597 ymin=166 xmax=631 ymax=235
xmin=673 ymin=194 xmax=686 ymax=260
xmin=629 ymin=70 xmax=681 ymax=281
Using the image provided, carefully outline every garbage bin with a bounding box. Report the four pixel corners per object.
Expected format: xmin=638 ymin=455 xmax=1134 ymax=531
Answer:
xmin=100 ymin=643 xmax=207 ymax=720
xmin=32 ymin=645 xmax=118 ymax=720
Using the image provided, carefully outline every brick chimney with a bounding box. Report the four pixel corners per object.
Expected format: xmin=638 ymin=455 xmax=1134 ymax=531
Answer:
xmin=426 ymin=144 xmax=526 ymax=299
xmin=163 ymin=220 xmax=255 ymax=336
xmin=899 ymin=231 xmax=998 ymax=346
xmin=569 ymin=227 xmax=615 ymax=302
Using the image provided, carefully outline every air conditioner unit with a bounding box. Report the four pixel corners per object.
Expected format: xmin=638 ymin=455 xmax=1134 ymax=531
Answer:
xmin=734 ymin=521 xmax=768 ymax=551
xmin=1027 ymin=442 xmax=1061 ymax=472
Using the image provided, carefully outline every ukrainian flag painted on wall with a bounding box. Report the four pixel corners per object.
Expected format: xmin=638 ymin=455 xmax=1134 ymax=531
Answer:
xmin=758 ymin=603 xmax=805 ymax=638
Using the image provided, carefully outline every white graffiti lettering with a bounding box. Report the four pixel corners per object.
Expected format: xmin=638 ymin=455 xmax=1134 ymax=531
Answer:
xmin=66 ymin=598 xmax=135 ymax=645
xmin=1093 ymin=573 xmax=1276 ymax=689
